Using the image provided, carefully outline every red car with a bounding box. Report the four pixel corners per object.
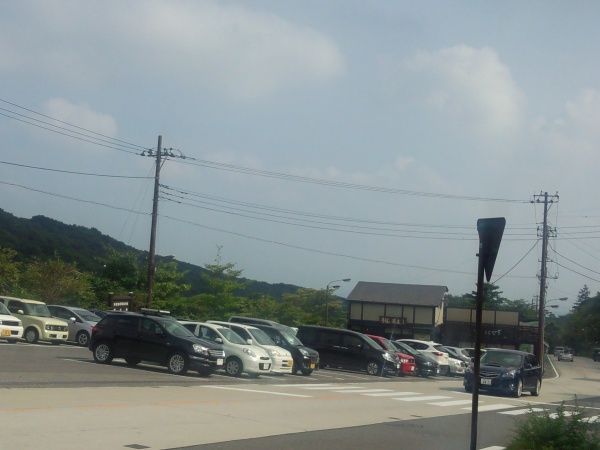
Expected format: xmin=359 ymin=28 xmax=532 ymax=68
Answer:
xmin=367 ymin=334 xmax=417 ymax=376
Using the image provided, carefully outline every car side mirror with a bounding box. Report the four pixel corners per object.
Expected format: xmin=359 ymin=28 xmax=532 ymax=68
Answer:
xmin=246 ymin=339 xmax=253 ymax=345
xmin=215 ymin=337 xmax=223 ymax=344
xmin=70 ymin=317 xmax=77 ymax=323
xmin=524 ymin=363 xmax=532 ymax=369
xmin=17 ymin=309 xmax=25 ymax=315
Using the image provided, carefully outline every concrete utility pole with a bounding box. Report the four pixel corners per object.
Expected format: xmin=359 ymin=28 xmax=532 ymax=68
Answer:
xmin=144 ymin=136 xmax=187 ymax=308
xmin=147 ymin=135 xmax=162 ymax=308
xmin=532 ymin=191 xmax=559 ymax=369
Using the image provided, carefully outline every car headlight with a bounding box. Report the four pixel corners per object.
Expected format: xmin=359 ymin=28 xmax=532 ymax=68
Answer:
xmin=501 ymin=370 xmax=516 ymax=378
xmin=299 ymin=348 xmax=309 ymax=356
xmin=192 ymin=344 xmax=210 ymax=356
xmin=269 ymin=349 xmax=281 ymax=357
xmin=400 ymin=358 xmax=409 ymax=363
xmin=383 ymin=352 xmax=395 ymax=362
xmin=423 ymin=361 xmax=434 ymax=367
xmin=243 ymin=348 xmax=257 ymax=358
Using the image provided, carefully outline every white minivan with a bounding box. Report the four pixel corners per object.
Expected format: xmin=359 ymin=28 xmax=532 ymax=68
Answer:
xmin=0 ymin=301 xmax=23 ymax=343
xmin=208 ymin=321 xmax=294 ymax=374
xmin=180 ymin=321 xmax=272 ymax=377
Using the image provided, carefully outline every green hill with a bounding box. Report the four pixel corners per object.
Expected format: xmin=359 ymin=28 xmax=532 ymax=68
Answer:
xmin=0 ymin=208 xmax=300 ymax=299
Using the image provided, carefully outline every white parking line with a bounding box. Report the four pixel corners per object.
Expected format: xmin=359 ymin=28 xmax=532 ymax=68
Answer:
xmin=204 ymin=386 xmax=312 ymax=397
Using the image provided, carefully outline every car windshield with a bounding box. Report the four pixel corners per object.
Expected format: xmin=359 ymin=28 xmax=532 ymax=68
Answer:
xmin=279 ymin=329 xmax=304 ymax=346
xmin=23 ymin=303 xmax=52 ymax=317
xmin=361 ymin=335 xmax=383 ymax=349
xmin=160 ymin=320 xmax=197 ymax=338
xmin=248 ymin=328 xmax=275 ymax=345
xmin=380 ymin=338 xmax=396 ymax=351
xmin=481 ymin=351 xmax=523 ymax=367
xmin=0 ymin=302 xmax=11 ymax=315
xmin=219 ymin=328 xmax=246 ymax=344
xmin=74 ymin=309 xmax=101 ymax=322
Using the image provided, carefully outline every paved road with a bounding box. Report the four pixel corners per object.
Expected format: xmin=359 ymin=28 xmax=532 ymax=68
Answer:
xmin=1 ymin=342 xmax=599 ymax=449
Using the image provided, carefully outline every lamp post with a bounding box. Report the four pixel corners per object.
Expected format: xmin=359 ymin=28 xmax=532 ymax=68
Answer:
xmin=325 ymin=278 xmax=351 ymax=326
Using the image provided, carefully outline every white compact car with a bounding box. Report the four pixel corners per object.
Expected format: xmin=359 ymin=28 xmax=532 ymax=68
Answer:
xmin=0 ymin=301 xmax=23 ymax=343
xmin=208 ymin=321 xmax=294 ymax=374
xmin=180 ymin=321 xmax=273 ymax=377
xmin=396 ymin=339 xmax=450 ymax=375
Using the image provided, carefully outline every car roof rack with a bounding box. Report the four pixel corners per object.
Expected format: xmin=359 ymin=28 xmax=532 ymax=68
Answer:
xmin=140 ymin=308 xmax=171 ymax=317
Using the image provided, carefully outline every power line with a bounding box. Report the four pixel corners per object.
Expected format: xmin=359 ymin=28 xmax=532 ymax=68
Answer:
xmin=0 ymin=159 xmax=153 ymax=179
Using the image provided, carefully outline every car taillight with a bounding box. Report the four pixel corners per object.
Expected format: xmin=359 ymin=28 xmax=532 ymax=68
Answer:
xmin=92 ymin=325 xmax=98 ymax=334
xmin=433 ymin=351 xmax=443 ymax=356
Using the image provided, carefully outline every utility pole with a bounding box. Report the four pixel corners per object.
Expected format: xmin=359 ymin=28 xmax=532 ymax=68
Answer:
xmin=147 ymin=135 xmax=162 ymax=308
xmin=144 ymin=136 xmax=186 ymax=308
xmin=531 ymin=191 xmax=559 ymax=369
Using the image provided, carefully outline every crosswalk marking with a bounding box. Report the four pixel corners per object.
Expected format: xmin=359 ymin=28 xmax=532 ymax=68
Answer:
xmin=428 ymin=399 xmax=473 ymax=407
xmin=582 ymin=416 xmax=599 ymax=423
xmin=465 ymin=404 xmax=514 ymax=412
xmin=499 ymin=408 xmax=545 ymax=416
xmin=550 ymin=411 xmax=578 ymax=419
xmin=331 ymin=389 xmax=393 ymax=394
xmin=393 ymin=395 xmax=452 ymax=402
xmin=363 ymin=392 xmax=422 ymax=397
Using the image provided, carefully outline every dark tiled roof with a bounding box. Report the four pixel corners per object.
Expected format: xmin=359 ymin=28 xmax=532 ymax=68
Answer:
xmin=347 ymin=281 xmax=448 ymax=307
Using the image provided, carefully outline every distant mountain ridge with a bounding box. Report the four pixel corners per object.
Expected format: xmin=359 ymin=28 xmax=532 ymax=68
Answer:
xmin=0 ymin=208 xmax=300 ymax=299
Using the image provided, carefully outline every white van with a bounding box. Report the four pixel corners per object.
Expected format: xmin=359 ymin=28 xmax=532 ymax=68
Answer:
xmin=180 ymin=321 xmax=272 ymax=377
xmin=208 ymin=321 xmax=293 ymax=374
xmin=0 ymin=296 xmax=68 ymax=344
xmin=0 ymin=301 xmax=23 ymax=343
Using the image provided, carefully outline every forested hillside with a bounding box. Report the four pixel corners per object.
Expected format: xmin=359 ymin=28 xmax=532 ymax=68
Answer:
xmin=0 ymin=208 xmax=299 ymax=299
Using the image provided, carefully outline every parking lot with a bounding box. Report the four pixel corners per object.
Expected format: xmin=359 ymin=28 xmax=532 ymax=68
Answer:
xmin=0 ymin=341 xmax=455 ymax=389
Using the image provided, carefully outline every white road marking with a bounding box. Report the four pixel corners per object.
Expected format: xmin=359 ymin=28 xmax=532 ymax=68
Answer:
xmin=499 ymin=408 xmax=545 ymax=415
xmin=465 ymin=404 xmax=514 ymax=412
xmin=204 ymin=386 xmax=312 ymax=397
xmin=363 ymin=392 xmax=422 ymax=397
xmin=393 ymin=395 xmax=452 ymax=402
xmin=428 ymin=399 xmax=473 ymax=406
xmin=332 ymin=389 xmax=392 ymax=394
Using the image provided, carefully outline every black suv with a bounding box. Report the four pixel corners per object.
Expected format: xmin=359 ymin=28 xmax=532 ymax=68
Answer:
xmin=463 ymin=348 xmax=542 ymax=398
xmin=89 ymin=309 xmax=225 ymax=376
xmin=228 ymin=316 xmax=320 ymax=375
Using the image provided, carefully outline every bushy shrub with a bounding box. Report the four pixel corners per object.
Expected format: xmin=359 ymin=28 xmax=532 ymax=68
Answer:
xmin=507 ymin=401 xmax=600 ymax=449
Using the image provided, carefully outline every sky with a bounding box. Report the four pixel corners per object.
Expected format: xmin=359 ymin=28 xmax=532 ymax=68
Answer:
xmin=1 ymin=1 xmax=600 ymax=316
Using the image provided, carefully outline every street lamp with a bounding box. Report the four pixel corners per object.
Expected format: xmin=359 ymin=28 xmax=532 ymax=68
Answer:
xmin=325 ymin=278 xmax=351 ymax=326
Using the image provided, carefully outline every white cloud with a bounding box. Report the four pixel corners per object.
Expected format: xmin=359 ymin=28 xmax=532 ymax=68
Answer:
xmin=43 ymin=98 xmax=117 ymax=139
xmin=0 ymin=1 xmax=345 ymax=100
xmin=402 ymin=45 xmax=525 ymax=137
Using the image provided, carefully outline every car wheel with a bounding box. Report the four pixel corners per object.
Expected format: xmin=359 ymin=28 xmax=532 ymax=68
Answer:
xmin=514 ymin=378 xmax=523 ymax=398
xmin=76 ymin=331 xmax=90 ymax=347
xmin=24 ymin=328 xmax=39 ymax=344
xmin=225 ymin=357 xmax=243 ymax=377
xmin=300 ymin=367 xmax=313 ymax=376
xmin=93 ymin=342 xmax=114 ymax=364
xmin=167 ymin=351 xmax=188 ymax=375
xmin=125 ymin=357 xmax=141 ymax=366
xmin=366 ymin=360 xmax=382 ymax=376
xmin=530 ymin=378 xmax=541 ymax=396
xmin=291 ymin=361 xmax=299 ymax=375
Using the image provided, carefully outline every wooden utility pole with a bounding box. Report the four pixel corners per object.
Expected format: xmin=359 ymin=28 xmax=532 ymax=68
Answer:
xmin=147 ymin=135 xmax=162 ymax=308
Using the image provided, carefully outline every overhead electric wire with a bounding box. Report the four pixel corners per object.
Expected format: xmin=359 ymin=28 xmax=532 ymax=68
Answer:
xmin=550 ymin=243 xmax=600 ymax=276
xmin=0 ymin=160 xmax=153 ymax=179
xmin=0 ymin=98 xmax=149 ymax=152
xmin=492 ymin=239 xmax=540 ymax=284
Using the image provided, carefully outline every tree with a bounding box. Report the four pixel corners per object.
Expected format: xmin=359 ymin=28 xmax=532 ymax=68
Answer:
xmin=572 ymin=285 xmax=591 ymax=312
xmin=91 ymin=248 xmax=142 ymax=307
xmin=0 ymin=246 xmax=21 ymax=295
xmin=21 ymin=254 xmax=93 ymax=305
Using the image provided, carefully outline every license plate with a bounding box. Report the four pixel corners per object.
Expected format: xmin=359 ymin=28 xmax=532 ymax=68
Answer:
xmin=1 ymin=330 xmax=10 ymax=336
xmin=216 ymin=359 xmax=223 ymax=366
xmin=310 ymin=363 xmax=315 ymax=369
xmin=410 ymin=366 xmax=415 ymax=371
xmin=481 ymin=378 xmax=492 ymax=385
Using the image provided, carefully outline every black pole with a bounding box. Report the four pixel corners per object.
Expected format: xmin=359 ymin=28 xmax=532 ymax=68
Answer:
xmin=470 ymin=250 xmax=485 ymax=450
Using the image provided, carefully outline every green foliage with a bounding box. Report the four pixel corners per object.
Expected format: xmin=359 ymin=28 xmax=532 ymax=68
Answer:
xmin=0 ymin=246 xmax=21 ymax=294
xmin=507 ymin=401 xmax=600 ymax=450
xmin=21 ymin=254 xmax=93 ymax=305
